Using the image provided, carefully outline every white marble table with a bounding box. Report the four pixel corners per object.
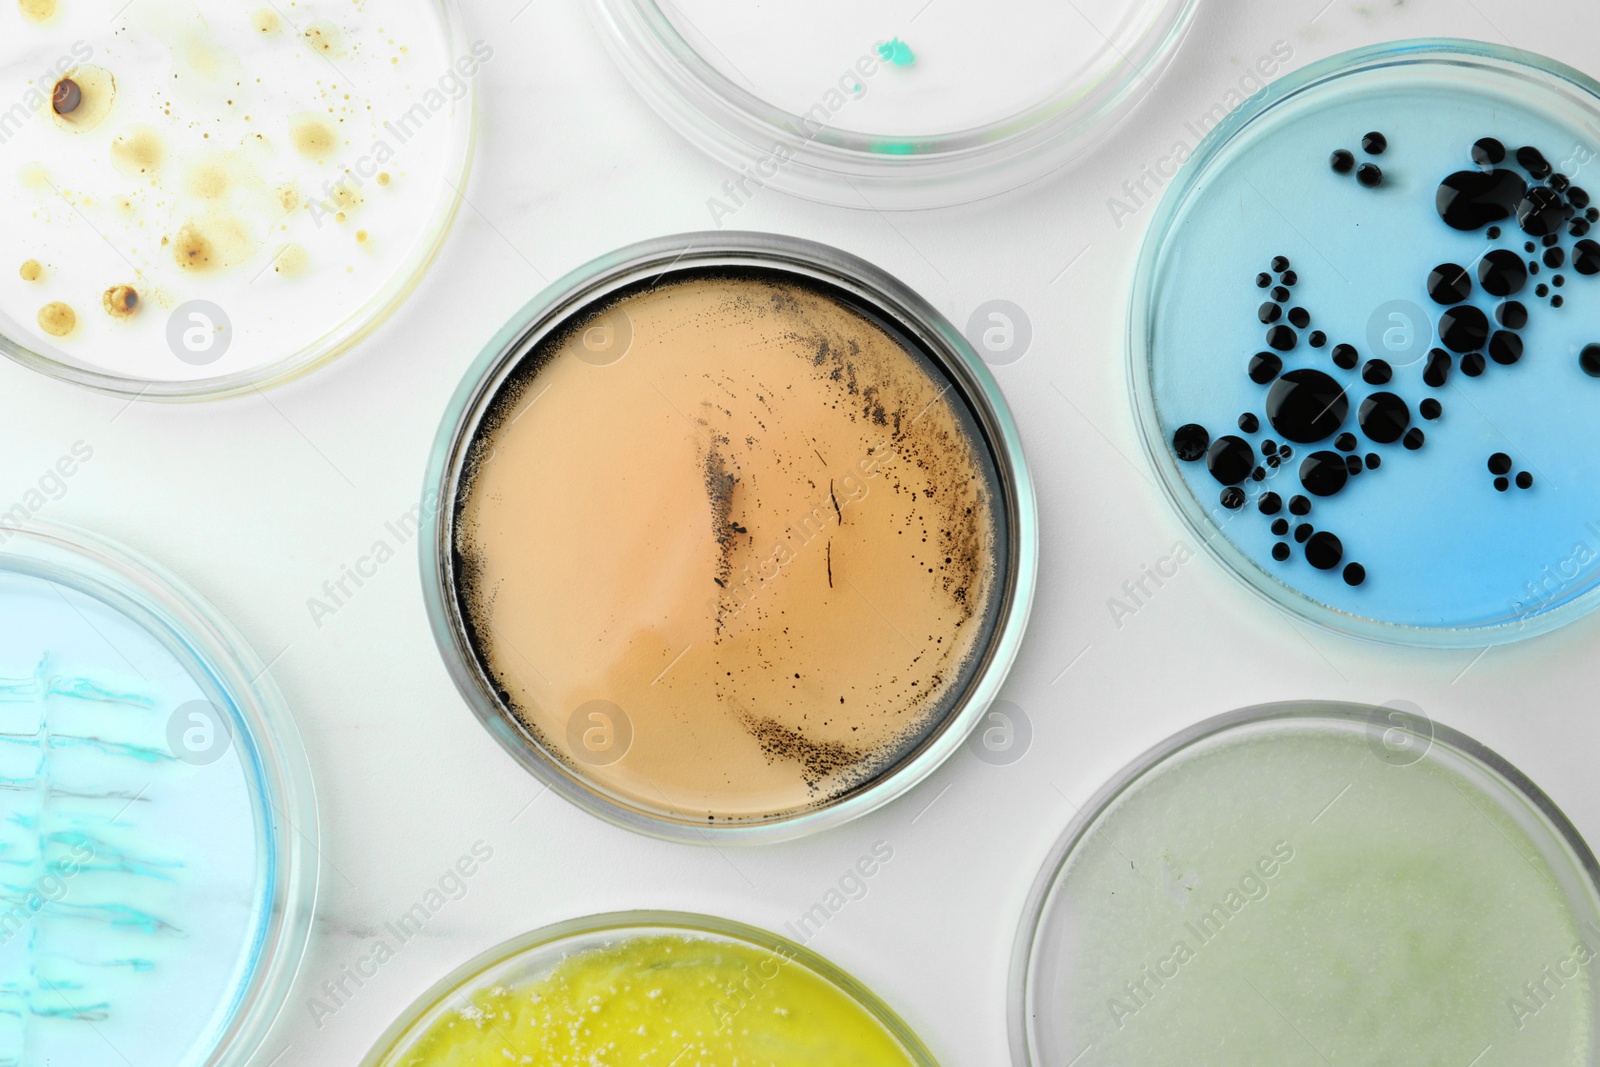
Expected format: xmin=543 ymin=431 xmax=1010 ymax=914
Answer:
xmin=2 ymin=0 xmax=1596 ymax=1062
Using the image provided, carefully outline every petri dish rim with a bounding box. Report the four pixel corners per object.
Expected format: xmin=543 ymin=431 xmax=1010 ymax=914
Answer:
xmin=0 ymin=520 xmax=320 ymax=1067
xmin=587 ymin=0 xmax=1200 ymax=207
xmin=357 ymin=910 xmax=942 ymax=1067
xmin=1128 ymin=37 xmax=1600 ymax=648
xmin=1007 ymin=698 xmax=1600 ymax=1067
xmin=419 ymin=231 xmax=1038 ymax=844
xmin=0 ymin=0 xmax=477 ymax=404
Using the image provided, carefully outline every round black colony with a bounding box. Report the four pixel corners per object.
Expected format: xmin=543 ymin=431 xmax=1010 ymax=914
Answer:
xmin=1169 ymin=133 xmax=1599 ymax=592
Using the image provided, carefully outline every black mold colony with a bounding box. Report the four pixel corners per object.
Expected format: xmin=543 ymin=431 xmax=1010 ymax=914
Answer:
xmin=1172 ymin=135 xmax=1599 ymax=590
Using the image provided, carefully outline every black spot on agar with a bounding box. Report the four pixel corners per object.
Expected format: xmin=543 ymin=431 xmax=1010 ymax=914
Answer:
xmin=1437 ymin=168 xmax=1526 ymax=230
xmin=1331 ymin=343 xmax=1358 ymax=370
xmin=1403 ymin=427 xmax=1425 ymax=450
xmin=1238 ymin=412 xmax=1260 ymax=433
xmin=1266 ymin=325 xmax=1298 ymax=351
xmin=1271 ymin=518 xmax=1289 ymax=535
xmin=1294 ymin=523 xmax=1313 ymax=543
xmin=1581 ymin=344 xmax=1600 ymax=377
xmin=1281 ymin=271 xmax=1298 ymax=286
xmin=1309 ymin=330 xmax=1327 ymax=347
xmin=1427 ymin=263 xmax=1473 ymax=304
xmin=1289 ymin=495 xmax=1310 ymax=516
xmin=1220 ymin=487 xmax=1246 ymax=509
xmin=1343 ymin=562 xmax=1365 ymax=586
xmin=1330 ymin=149 xmax=1354 ymax=174
xmin=1271 ymin=285 xmax=1291 ymax=302
xmin=1365 ymin=453 xmax=1380 ymax=469
xmin=1259 ymin=492 xmax=1282 ymax=515
xmin=1460 ymin=352 xmax=1486 ymax=376
xmin=1516 ymin=145 xmax=1553 ymax=179
xmin=1488 ymin=331 xmax=1523 ymax=365
xmin=1356 ymin=163 xmax=1383 ymax=188
xmin=1271 ymin=256 xmax=1290 ymax=272
xmin=1573 ymin=239 xmax=1600 ymax=275
xmin=1256 ymin=272 xmax=1272 ymax=287
xmin=1358 ymin=392 xmax=1410 ymax=444
xmin=1288 ymin=307 xmax=1311 ymax=329
xmin=1249 ymin=352 xmax=1283 ymax=384
xmin=1495 ymin=301 xmax=1528 ymax=329
xmin=1299 ymin=450 xmax=1349 ymax=496
xmin=1305 ymin=531 xmax=1343 ymax=569
xmin=1205 ymin=435 xmax=1255 ymax=484
xmin=1518 ymin=185 xmax=1571 ymax=236
xmin=1173 ymin=424 xmax=1210 ymax=461
xmin=1487 ymin=452 xmax=1512 ymax=475
xmin=1362 ymin=359 xmax=1393 ymax=385
xmin=1438 ymin=305 xmax=1490 ymax=352
xmin=1494 ymin=476 xmax=1510 ymax=492
xmin=1545 ymin=247 xmax=1566 ymax=268
xmin=1478 ymin=250 xmax=1527 ymax=296
xmin=1272 ymin=542 xmax=1291 ymax=561
xmin=1334 ymin=432 xmax=1356 ymax=452
xmin=1345 ymin=454 xmax=1363 ymax=475
xmin=1517 ymin=471 xmax=1533 ymax=489
xmin=1423 ymin=349 xmax=1451 ymax=387
xmin=1472 ymin=137 xmax=1505 ymax=165
xmin=1259 ymin=302 xmax=1282 ymax=324
xmin=1266 ymin=369 xmax=1348 ymax=443
xmin=1420 ymin=398 xmax=1442 ymax=420
xmin=1362 ymin=131 xmax=1387 ymax=155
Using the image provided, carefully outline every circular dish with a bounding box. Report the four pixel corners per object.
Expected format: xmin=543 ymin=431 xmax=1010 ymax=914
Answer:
xmin=360 ymin=911 xmax=939 ymax=1067
xmin=1132 ymin=40 xmax=1600 ymax=645
xmin=1011 ymin=701 xmax=1600 ymax=1067
xmin=421 ymin=232 xmax=1036 ymax=843
xmin=0 ymin=520 xmax=317 ymax=1067
xmin=588 ymin=0 xmax=1197 ymax=208
xmin=0 ymin=0 xmax=476 ymax=400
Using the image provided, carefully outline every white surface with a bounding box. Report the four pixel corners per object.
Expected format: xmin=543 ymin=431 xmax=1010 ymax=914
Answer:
xmin=2 ymin=0 xmax=1598 ymax=1064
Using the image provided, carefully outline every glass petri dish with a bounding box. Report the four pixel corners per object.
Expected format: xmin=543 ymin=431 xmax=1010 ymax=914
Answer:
xmin=0 ymin=520 xmax=317 ymax=1067
xmin=1132 ymin=40 xmax=1600 ymax=646
xmin=588 ymin=0 xmax=1198 ymax=208
xmin=421 ymin=232 xmax=1036 ymax=843
xmin=360 ymin=911 xmax=939 ymax=1067
xmin=1011 ymin=701 xmax=1600 ymax=1067
xmin=0 ymin=0 xmax=476 ymax=400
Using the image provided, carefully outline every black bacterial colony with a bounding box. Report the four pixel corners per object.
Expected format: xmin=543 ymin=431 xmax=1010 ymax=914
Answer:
xmin=1171 ymin=133 xmax=1600 ymax=588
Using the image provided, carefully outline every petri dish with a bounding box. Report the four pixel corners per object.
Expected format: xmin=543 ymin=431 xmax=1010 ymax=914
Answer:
xmin=421 ymin=232 xmax=1036 ymax=842
xmin=0 ymin=0 xmax=476 ymax=400
xmin=0 ymin=521 xmax=316 ymax=1067
xmin=1132 ymin=40 xmax=1600 ymax=646
xmin=588 ymin=0 xmax=1198 ymax=208
xmin=1011 ymin=701 xmax=1600 ymax=1067
xmin=360 ymin=911 xmax=939 ymax=1067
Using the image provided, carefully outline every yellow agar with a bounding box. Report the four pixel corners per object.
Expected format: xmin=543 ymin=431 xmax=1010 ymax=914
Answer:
xmin=393 ymin=935 xmax=920 ymax=1067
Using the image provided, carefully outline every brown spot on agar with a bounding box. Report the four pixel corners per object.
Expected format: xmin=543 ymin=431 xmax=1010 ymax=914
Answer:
xmin=37 ymin=302 xmax=76 ymax=337
xmin=272 ymin=243 xmax=308 ymax=276
xmin=289 ymin=114 xmax=336 ymax=160
xmin=251 ymin=8 xmax=279 ymax=33
xmin=303 ymin=20 xmax=342 ymax=54
xmin=102 ymin=284 xmax=139 ymax=319
xmin=50 ymin=66 xmax=114 ymax=131
xmin=172 ymin=222 xmax=215 ymax=271
xmin=19 ymin=0 xmax=56 ymax=23
xmin=52 ymin=78 xmax=81 ymax=115
xmin=376 ymin=172 xmax=391 ymax=186
xmin=19 ymin=260 xmax=43 ymax=282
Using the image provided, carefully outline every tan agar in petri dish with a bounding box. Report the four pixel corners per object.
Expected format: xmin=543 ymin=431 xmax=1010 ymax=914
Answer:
xmin=0 ymin=0 xmax=474 ymax=397
xmin=452 ymin=269 xmax=1002 ymax=825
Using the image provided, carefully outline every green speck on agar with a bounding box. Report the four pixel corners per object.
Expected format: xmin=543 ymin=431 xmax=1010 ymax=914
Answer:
xmin=876 ymin=37 xmax=916 ymax=67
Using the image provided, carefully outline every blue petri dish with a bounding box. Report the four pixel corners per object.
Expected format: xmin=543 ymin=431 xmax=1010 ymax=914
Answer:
xmin=0 ymin=522 xmax=315 ymax=1067
xmin=1132 ymin=40 xmax=1600 ymax=646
